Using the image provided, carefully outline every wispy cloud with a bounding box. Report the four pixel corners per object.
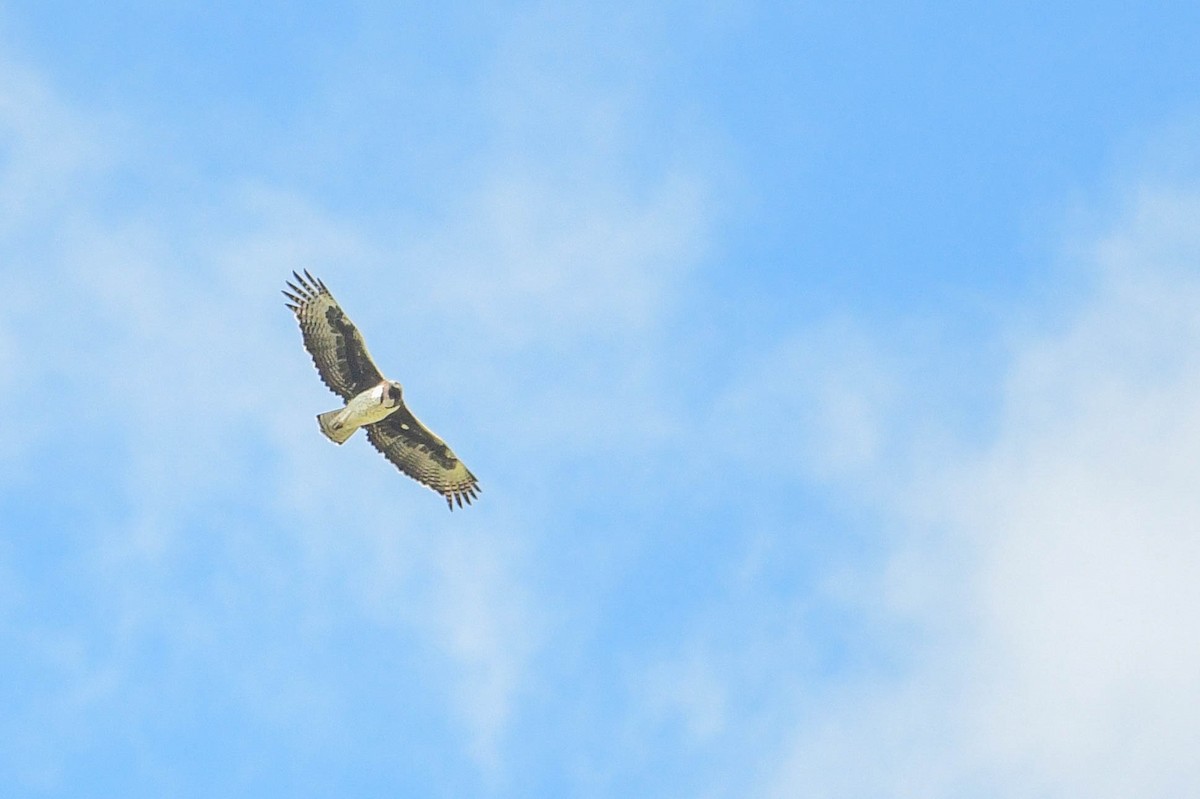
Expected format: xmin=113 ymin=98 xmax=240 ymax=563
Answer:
xmin=9 ymin=5 xmax=1196 ymax=796
xmin=760 ymin=184 xmax=1200 ymax=797
xmin=0 ymin=18 xmax=718 ymax=788
xmin=713 ymin=318 xmax=900 ymax=485
xmin=0 ymin=55 xmax=108 ymax=231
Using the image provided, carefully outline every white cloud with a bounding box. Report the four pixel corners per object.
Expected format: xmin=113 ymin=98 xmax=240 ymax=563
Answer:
xmin=640 ymin=647 xmax=729 ymax=744
xmin=947 ymin=187 xmax=1200 ymax=795
xmin=713 ymin=318 xmax=899 ymax=484
xmin=762 ymin=185 xmax=1200 ymax=797
xmin=428 ymin=531 xmax=543 ymax=773
xmin=403 ymin=171 xmax=708 ymax=352
xmin=0 ymin=55 xmax=107 ymax=475
xmin=0 ymin=27 xmax=718 ymax=787
xmin=0 ymin=55 xmax=108 ymax=231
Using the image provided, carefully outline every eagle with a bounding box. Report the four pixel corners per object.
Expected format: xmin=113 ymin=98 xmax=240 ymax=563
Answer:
xmin=283 ymin=270 xmax=480 ymax=509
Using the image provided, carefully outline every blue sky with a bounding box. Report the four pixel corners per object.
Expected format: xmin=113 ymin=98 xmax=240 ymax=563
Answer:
xmin=3 ymin=2 xmax=1200 ymax=796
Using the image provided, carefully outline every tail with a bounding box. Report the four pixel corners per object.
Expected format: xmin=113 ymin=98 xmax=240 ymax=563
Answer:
xmin=317 ymin=408 xmax=358 ymax=444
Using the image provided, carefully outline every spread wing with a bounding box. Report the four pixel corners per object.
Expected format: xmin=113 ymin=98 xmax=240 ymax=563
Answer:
xmin=366 ymin=404 xmax=481 ymax=509
xmin=283 ymin=271 xmax=384 ymax=400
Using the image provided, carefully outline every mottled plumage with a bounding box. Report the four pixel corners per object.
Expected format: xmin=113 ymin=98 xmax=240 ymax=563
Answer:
xmin=283 ymin=271 xmax=480 ymax=509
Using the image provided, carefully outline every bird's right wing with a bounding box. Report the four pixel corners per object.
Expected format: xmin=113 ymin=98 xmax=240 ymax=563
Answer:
xmin=283 ymin=271 xmax=384 ymax=400
xmin=366 ymin=404 xmax=481 ymax=509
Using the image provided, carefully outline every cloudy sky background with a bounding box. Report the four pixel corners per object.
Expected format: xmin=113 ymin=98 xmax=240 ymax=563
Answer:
xmin=3 ymin=2 xmax=1200 ymax=796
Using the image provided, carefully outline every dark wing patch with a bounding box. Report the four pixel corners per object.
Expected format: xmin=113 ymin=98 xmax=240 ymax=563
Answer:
xmin=366 ymin=404 xmax=481 ymax=510
xmin=283 ymin=271 xmax=384 ymax=400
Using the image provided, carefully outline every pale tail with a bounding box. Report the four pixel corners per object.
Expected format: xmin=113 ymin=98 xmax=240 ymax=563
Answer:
xmin=317 ymin=408 xmax=357 ymax=444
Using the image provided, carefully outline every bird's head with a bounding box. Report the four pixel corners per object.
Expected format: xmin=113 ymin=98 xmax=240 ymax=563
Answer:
xmin=385 ymin=380 xmax=404 ymax=406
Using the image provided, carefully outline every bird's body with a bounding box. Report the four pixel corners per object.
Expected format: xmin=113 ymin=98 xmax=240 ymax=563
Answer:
xmin=317 ymin=379 xmax=403 ymax=444
xmin=283 ymin=271 xmax=480 ymax=509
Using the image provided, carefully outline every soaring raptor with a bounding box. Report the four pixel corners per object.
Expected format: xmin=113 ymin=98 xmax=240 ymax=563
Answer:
xmin=283 ymin=271 xmax=480 ymax=509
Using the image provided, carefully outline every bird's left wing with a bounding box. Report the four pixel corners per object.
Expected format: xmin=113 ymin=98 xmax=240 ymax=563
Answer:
xmin=366 ymin=405 xmax=481 ymax=509
xmin=283 ymin=271 xmax=384 ymax=400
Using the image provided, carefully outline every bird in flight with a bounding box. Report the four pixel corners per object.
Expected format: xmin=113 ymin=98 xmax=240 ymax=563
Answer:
xmin=283 ymin=271 xmax=480 ymax=509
